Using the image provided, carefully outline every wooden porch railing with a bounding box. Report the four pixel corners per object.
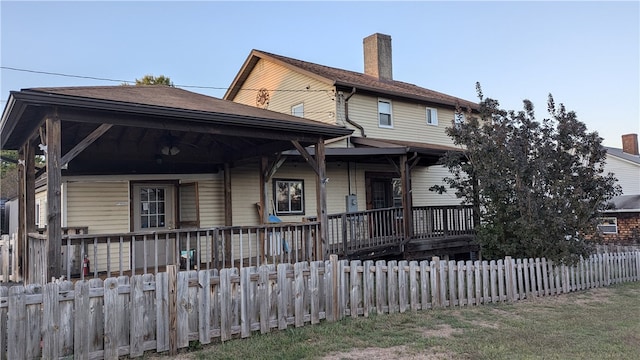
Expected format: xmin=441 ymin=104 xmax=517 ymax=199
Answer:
xmin=25 ymin=206 xmax=475 ymax=283
xmin=412 ymin=205 xmax=475 ymax=240
xmin=309 ymin=205 xmax=476 ymax=257
xmin=27 ymin=221 xmax=320 ymax=283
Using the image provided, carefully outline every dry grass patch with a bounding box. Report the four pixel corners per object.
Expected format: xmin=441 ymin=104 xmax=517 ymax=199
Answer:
xmin=321 ymin=345 xmax=459 ymax=360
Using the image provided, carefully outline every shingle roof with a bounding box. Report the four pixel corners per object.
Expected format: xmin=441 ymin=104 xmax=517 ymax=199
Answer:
xmin=23 ymin=85 xmax=348 ymax=128
xmin=605 ymin=146 xmax=640 ymax=165
xmin=1 ymin=85 xmax=352 ymax=149
xmin=226 ymin=50 xmax=478 ymax=111
xmin=603 ymin=195 xmax=640 ymax=212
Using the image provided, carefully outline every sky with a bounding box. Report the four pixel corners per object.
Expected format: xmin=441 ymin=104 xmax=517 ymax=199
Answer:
xmin=1 ymin=1 xmax=638 ymax=148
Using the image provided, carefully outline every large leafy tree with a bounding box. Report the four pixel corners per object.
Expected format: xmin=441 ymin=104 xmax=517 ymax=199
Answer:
xmin=435 ymin=84 xmax=620 ymax=263
xmin=134 ymin=74 xmax=173 ymax=86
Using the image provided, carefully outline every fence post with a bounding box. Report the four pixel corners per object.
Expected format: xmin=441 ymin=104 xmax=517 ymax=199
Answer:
xmin=330 ymin=254 xmax=339 ymax=321
xmin=505 ymin=256 xmax=513 ymax=302
xmin=167 ymin=265 xmax=178 ymax=355
xmin=431 ymin=257 xmax=440 ymax=307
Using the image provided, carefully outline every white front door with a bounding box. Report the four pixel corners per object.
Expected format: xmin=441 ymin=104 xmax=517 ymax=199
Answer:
xmin=132 ymin=184 xmax=175 ymax=268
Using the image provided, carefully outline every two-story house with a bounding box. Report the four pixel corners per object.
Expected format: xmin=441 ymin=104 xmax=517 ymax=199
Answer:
xmin=224 ymin=34 xmax=479 ymax=257
xmin=599 ymin=134 xmax=640 ymax=244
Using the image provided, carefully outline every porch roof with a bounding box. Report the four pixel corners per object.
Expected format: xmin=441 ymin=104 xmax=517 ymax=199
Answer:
xmin=282 ymin=136 xmax=461 ymax=166
xmin=1 ymin=86 xmax=352 ymax=174
xmin=1 ymin=85 xmax=352 ymax=150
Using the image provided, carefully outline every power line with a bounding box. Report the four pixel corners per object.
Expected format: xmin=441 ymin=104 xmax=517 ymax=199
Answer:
xmin=1 ymin=66 xmax=333 ymax=93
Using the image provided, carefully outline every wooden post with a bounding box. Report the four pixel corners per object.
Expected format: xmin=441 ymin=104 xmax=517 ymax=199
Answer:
xmin=400 ymin=154 xmax=413 ymax=243
xmin=224 ymin=163 xmax=232 ymax=226
xmin=18 ymin=142 xmax=36 ymax=283
xmin=259 ymin=157 xmax=268 ymax=263
xmin=167 ymin=265 xmax=178 ymax=355
xmin=316 ymin=138 xmax=328 ymax=260
xmin=46 ymin=115 xmax=62 ymax=280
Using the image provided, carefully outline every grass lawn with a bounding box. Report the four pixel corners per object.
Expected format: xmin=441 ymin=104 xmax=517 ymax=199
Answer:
xmin=147 ymin=281 xmax=640 ymax=360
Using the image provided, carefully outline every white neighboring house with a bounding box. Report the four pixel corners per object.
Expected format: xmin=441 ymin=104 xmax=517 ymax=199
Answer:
xmin=599 ymin=134 xmax=640 ymax=244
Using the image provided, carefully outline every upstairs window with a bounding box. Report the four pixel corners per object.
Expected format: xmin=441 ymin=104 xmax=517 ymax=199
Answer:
xmin=378 ymin=99 xmax=392 ymax=128
xmin=454 ymin=111 xmax=465 ymax=126
xmin=274 ymin=179 xmax=304 ymax=215
xmin=291 ymin=103 xmax=304 ymax=117
xmin=426 ymin=107 xmax=438 ymax=126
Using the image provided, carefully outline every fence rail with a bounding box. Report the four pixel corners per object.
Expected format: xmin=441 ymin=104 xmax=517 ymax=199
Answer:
xmin=1 ymin=251 xmax=638 ymax=359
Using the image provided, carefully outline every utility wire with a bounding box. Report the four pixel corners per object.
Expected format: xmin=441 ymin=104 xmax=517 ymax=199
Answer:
xmin=1 ymin=66 xmax=333 ymax=93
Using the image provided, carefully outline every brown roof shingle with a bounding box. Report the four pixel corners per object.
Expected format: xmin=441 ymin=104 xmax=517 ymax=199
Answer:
xmin=227 ymin=50 xmax=478 ymax=111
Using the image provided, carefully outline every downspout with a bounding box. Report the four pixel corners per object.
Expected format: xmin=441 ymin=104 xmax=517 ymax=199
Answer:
xmin=344 ymin=87 xmax=366 ymax=138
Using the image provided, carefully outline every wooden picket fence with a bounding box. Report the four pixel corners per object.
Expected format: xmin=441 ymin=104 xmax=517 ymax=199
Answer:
xmin=1 ymin=251 xmax=639 ymax=359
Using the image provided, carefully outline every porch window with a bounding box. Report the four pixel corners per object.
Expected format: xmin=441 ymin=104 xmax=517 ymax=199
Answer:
xmin=274 ymin=179 xmax=304 ymax=215
xmin=378 ymin=99 xmax=392 ymax=128
xmin=140 ymin=187 xmax=166 ymax=229
xmin=597 ymin=217 xmax=618 ymax=234
xmin=392 ymin=178 xmax=402 ymax=207
xmin=291 ymin=103 xmax=304 ymax=117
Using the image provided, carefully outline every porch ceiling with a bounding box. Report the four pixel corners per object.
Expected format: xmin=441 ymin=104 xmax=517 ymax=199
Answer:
xmin=1 ymin=86 xmax=353 ymax=175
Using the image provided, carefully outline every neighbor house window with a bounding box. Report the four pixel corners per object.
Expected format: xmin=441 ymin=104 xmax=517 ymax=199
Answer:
xmin=35 ymin=200 xmax=41 ymax=227
xmin=426 ymin=107 xmax=438 ymax=126
xmin=378 ymin=99 xmax=392 ymax=128
xmin=454 ymin=111 xmax=465 ymax=126
xmin=291 ymin=103 xmax=304 ymax=117
xmin=597 ymin=217 xmax=618 ymax=234
xmin=274 ymin=179 xmax=304 ymax=215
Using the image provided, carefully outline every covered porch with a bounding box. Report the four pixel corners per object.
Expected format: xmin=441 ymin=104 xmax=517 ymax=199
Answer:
xmin=1 ymin=86 xmax=352 ymax=284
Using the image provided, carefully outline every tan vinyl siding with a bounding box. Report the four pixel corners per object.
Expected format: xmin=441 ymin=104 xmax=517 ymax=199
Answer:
xmin=604 ymin=155 xmax=640 ymax=195
xmin=411 ymin=165 xmax=465 ymax=206
xmin=230 ymin=162 xmax=262 ymax=226
xmin=348 ymin=94 xmax=459 ymax=146
xmin=65 ymin=181 xmax=131 ymax=272
xmin=66 ymin=181 xmax=130 ymax=233
xmin=197 ymin=177 xmax=225 ymax=227
xmin=232 ymin=58 xmax=337 ymax=125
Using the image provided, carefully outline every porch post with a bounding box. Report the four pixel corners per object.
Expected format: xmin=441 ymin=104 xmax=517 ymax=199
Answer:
xmin=224 ymin=163 xmax=233 ymax=226
xmin=46 ymin=115 xmax=62 ymax=280
xmin=400 ymin=154 xmax=413 ymax=243
xmin=18 ymin=142 xmax=36 ymax=282
xmin=315 ymin=137 xmax=328 ymax=260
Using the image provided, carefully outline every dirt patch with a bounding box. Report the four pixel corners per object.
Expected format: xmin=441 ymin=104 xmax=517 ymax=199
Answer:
xmin=421 ymin=324 xmax=463 ymax=338
xmin=321 ymin=345 xmax=459 ymax=360
xmin=469 ymin=320 xmax=500 ymax=329
xmin=520 ymin=287 xmax=613 ymax=307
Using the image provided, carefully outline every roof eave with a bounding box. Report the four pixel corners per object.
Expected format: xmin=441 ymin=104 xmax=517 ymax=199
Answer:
xmin=11 ymin=90 xmax=353 ymax=138
xmin=334 ymin=81 xmax=478 ymax=111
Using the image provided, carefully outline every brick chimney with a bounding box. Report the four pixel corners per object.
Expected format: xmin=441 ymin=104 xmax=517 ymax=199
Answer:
xmin=363 ymin=33 xmax=392 ymax=81
xmin=622 ymin=133 xmax=639 ymax=155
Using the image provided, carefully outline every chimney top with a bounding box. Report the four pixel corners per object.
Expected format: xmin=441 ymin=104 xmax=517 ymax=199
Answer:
xmin=363 ymin=33 xmax=393 ymax=81
xmin=621 ymin=134 xmax=639 ymax=156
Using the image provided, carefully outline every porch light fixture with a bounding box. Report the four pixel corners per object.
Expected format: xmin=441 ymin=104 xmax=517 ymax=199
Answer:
xmin=160 ymin=145 xmax=180 ymax=156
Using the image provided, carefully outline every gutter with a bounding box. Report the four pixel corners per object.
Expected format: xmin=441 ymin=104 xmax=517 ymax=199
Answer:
xmin=344 ymin=87 xmax=366 ymax=137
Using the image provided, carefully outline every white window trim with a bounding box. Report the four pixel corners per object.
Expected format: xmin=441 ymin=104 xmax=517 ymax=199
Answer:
xmin=291 ymin=103 xmax=304 ymax=118
xmin=454 ymin=111 xmax=465 ymax=125
xmin=426 ymin=107 xmax=438 ymax=126
xmin=274 ymin=179 xmax=305 ymax=215
xmin=378 ymin=98 xmax=393 ymax=128
xmin=597 ymin=217 xmax=618 ymax=234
